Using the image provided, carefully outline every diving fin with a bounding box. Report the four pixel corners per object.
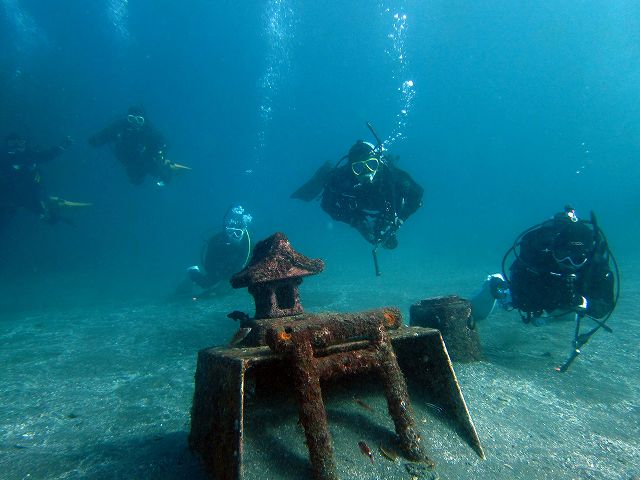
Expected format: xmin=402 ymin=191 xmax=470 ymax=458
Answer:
xmin=290 ymin=161 xmax=333 ymax=201
xmin=170 ymin=162 xmax=192 ymax=172
xmin=48 ymin=196 xmax=92 ymax=208
xmin=470 ymin=273 xmax=505 ymax=321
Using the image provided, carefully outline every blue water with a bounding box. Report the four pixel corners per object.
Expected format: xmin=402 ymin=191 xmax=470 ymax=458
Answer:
xmin=1 ymin=1 xmax=639 ymax=479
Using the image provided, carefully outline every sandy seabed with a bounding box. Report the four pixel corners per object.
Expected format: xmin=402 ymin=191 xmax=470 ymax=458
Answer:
xmin=1 ymin=262 xmax=638 ymax=480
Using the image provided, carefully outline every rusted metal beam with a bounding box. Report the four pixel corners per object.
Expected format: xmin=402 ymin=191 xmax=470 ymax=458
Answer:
xmin=189 ymin=233 xmax=484 ymax=480
xmin=266 ymin=308 xmax=402 ymax=352
xmin=264 ymin=308 xmax=428 ymax=480
xmin=373 ymin=324 xmax=425 ymax=462
xmin=290 ymin=334 xmax=339 ymax=480
xmin=189 ymin=326 xmax=485 ymax=479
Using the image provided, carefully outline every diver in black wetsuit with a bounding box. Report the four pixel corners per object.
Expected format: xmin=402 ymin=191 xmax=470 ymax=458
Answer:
xmin=292 ymin=136 xmax=423 ymax=251
xmin=319 ymin=140 xmax=423 ymax=249
xmin=186 ymin=205 xmax=253 ymax=296
xmin=473 ymin=206 xmax=616 ymax=322
xmin=508 ymin=207 xmax=615 ymax=321
xmin=89 ymin=105 xmax=190 ymax=186
xmin=470 ymin=206 xmax=619 ymax=371
xmin=0 ymin=133 xmax=84 ymax=229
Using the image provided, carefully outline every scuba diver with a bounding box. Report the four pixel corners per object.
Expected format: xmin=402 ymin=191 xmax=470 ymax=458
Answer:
xmin=186 ymin=205 xmax=253 ymax=298
xmin=0 ymin=133 xmax=90 ymax=229
xmin=470 ymin=205 xmax=619 ymax=372
xmin=291 ymin=123 xmax=423 ymax=275
xmin=89 ymin=105 xmax=191 ymax=186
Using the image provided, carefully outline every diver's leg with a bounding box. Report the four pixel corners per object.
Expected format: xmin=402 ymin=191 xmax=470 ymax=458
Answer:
xmin=188 ymin=266 xmax=213 ymax=289
xmin=149 ymin=156 xmax=174 ymax=186
xmin=157 ymin=158 xmax=173 ymax=184
xmin=23 ymin=181 xmax=57 ymax=223
xmin=470 ymin=274 xmax=509 ymax=321
xmin=124 ymin=164 xmax=146 ymax=185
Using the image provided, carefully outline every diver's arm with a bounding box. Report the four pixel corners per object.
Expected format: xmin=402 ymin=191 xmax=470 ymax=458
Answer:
xmin=28 ymin=137 xmax=72 ymax=164
xmin=89 ymin=120 xmax=124 ymax=147
xmin=583 ymin=258 xmax=615 ymax=318
xmin=396 ymin=172 xmax=424 ymax=221
xmin=321 ymin=186 xmax=377 ymax=245
xmin=291 ymin=161 xmax=334 ymax=201
xmin=373 ymin=212 xmax=398 ymax=243
xmin=144 ymin=123 xmax=168 ymax=154
xmin=320 ymin=179 xmax=356 ymax=224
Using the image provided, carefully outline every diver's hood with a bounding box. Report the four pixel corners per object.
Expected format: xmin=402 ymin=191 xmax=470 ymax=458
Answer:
xmin=552 ymin=222 xmax=595 ymax=269
xmin=348 ymin=141 xmax=376 ymax=163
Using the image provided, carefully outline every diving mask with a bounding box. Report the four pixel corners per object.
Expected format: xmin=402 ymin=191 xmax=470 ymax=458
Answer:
xmin=552 ymin=235 xmax=592 ymax=269
xmin=552 ymin=214 xmax=594 ymax=270
xmin=552 ymin=248 xmax=589 ymax=269
xmin=225 ymin=226 xmax=245 ymax=241
xmin=351 ymin=157 xmax=380 ymax=182
xmin=7 ymin=137 xmax=26 ymax=154
xmin=127 ymin=114 xmax=145 ymax=128
xmin=223 ymin=205 xmax=252 ymax=242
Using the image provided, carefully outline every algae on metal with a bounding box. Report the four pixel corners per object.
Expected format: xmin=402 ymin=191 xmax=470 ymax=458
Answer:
xmin=189 ymin=233 xmax=484 ymax=480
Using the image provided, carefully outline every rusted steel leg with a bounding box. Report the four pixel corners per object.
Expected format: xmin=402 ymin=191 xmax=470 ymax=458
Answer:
xmin=189 ymin=351 xmax=246 ymax=480
xmin=374 ymin=326 xmax=428 ymax=462
xmin=290 ymin=339 xmax=338 ymax=480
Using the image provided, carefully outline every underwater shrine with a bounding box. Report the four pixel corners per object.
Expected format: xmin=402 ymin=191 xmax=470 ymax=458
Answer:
xmin=189 ymin=233 xmax=484 ymax=480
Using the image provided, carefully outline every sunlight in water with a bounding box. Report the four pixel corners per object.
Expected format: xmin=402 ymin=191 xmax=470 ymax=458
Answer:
xmin=255 ymin=0 xmax=295 ymax=167
xmin=1 ymin=0 xmax=48 ymax=52
xmin=380 ymin=4 xmax=415 ymax=149
xmin=108 ymin=0 xmax=130 ymax=42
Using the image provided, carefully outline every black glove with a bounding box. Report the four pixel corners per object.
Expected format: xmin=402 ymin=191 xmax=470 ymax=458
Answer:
xmin=352 ymin=218 xmax=376 ymax=244
xmin=376 ymin=215 xmax=401 ymax=246
xmin=562 ymin=274 xmax=585 ymax=310
xmin=382 ymin=234 xmax=398 ymax=250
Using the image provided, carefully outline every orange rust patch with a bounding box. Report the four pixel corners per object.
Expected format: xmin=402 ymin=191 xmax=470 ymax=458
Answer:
xmin=383 ymin=310 xmax=396 ymax=326
xmin=278 ymin=330 xmax=292 ymax=341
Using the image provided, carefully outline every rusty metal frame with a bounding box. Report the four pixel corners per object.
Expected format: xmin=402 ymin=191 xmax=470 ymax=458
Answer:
xmin=189 ymin=325 xmax=484 ymax=480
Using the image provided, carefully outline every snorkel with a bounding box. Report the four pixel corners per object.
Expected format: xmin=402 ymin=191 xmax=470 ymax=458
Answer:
xmin=366 ymin=121 xmax=383 ymax=151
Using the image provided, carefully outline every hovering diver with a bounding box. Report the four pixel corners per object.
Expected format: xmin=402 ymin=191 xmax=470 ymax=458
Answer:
xmin=186 ymin=205 xmax=253 ymax=298
xmin=0 ymin=133 xmax=90 ymax=230
xmin=292 ymin=123 xmax=423 ymax=275
xmin=470 ymin=205 xmax=619 ymax=372
xmin=89 ymin=105 xmax=191 ymax=186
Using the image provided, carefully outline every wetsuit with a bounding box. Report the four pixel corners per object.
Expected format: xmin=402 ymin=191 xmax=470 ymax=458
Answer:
xmin=0 ymin=145 xmax=66 ymax=225
xmin=192 ymin=231 xmax=251 ymax=289
xmin=321 ymin=163 xmax=423 ymax=247
xmin=509 ymin=215 xmax=614 ymax=319
xmin=90 ymin=118 xmax=171 ymax=185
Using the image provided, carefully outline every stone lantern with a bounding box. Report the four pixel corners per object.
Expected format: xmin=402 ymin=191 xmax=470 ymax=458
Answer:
xmin=231 ymin=232 xmax=324 ymax=319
